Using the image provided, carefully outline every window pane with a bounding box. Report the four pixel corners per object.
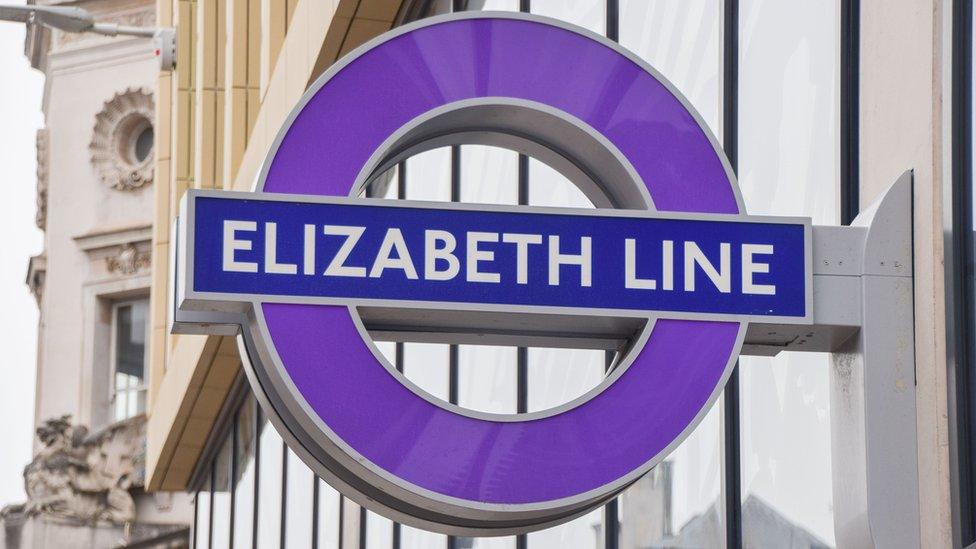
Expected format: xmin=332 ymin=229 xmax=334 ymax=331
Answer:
xmin=527 ymin=160 xmax=593 ymax=208
xmin=257 ymin=419 xmax=284 ymax=547
xmin=460 ymin=145 xmax=518 ymax=205
xmin=619 ymin=0 xmax=722 ymax=133
xmin=373 ymin=341 xmax=397 ymax=365
xmin=527 ymin=507 xmax=602 ymax=549
xmin=457 ymin=345 xmax=517 ymax=413
xmin=316 ymin=479 xmax=342 ymax=549
xmin=285 ymin=449 xmax=315 ymax=548
xmin=530 ymin=0 xmax=605 ymax=35
xmin=738 ymin=0 xmax=838 ymax=546
xmin=462 ymin=536 xmax=516 ymax=548
xmin=467 ymin=0 xmax=518 ymax=10
xmin=526 ymin=348 xmax=604 ymax=413
xmin=400 ymin=524 xmax=447 ymax=549
xmin=195 ymin=475 xmax=212 ymax=549
xmin=233 ymin=398 xmax=257 ymax=549
xmin=115 ymin=301 xmax=147 ymax=379
xmin=405 ymin=147 xmax=452 ymax=202
xmin=114 ymin=299 xmax=148 ymax=421
xmin=366 ymin=511 xmax=394 ymax=549
xmin=403 ymin=342 xmax=450 ymax=400
xmin=212 ymin=438 xmax=232 ymax=549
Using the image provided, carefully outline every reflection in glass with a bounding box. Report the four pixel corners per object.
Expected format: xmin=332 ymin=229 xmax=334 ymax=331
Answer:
xmin=619 ymin=0 xmax=722 ymax=133
xmin=285 ymin=449 xmax=315 ymax=548
xmin=257 ymin=419 xmax=284 ymax=548
xmin=233 ymin=397 xmax=257 ymax=549
xmin=212 ymin=438 xmax=232 ymax=548
xmin=619 ymin=398 xmax=726 ymax=548
xmin=738 ymin=0 xmax=838 ymax=546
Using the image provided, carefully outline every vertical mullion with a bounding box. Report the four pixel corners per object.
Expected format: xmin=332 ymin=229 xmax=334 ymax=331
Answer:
xmin=603 ymin=350 xmax=619 ymax=549
xmin=722 ymin=1 xmax=742 ymax=548
xmin=951 ymin=0 xmax=976 ymax=544
xmin=394 ymin=285 xmax=405 ymax=548
xmin=338 ymin=493 xmax=345 ymax=549
xmin=312 ymin=476 xmax=320 ymax=549
xmin=447 ymin=123 xmax=461 ymax=549
xmin=359 ymin=506 xmax=367 ymax=549
xmin=840 ymin=0 xmax=860 ymax=225
xmin=602 ymin=3 xmax=621 ymax=548
xmin=449 ymin=143 xmax=461 ymax=407
xmin=252 ymin=404 xmax=261 ymax=548
xmin=516 ymin=4 xmax=530 ymax=549
xmin=280 ymin=442 xmax=288 ymax=549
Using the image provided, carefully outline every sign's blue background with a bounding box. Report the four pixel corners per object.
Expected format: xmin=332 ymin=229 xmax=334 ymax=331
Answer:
xmin=192 ymin=196 xmax=807 ymax=318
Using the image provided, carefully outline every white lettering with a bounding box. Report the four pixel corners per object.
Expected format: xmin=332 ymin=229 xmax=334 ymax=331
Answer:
xmin=303 ymin=224 xmax=315 ymax=275
xmin=502 ymin=233 xmax=543 ymax=284
xmin=222 ymin=220 xmax=258 ymax=273
xmin=662 ymin=240 xmax=674 ymax=290
xmin=625 ymin=239 xmax=655 ymax=290
xmin=684 ymin=242 xmax=731 ymax=293
xmin=742 ymin=244 xmax=776 ymax=295
xmin=548 ymin=236 xmax=592 ymax=287
xmin=467 ymin=232 xmax=500 ymax=283
xmin=425 ymin=230 xmax=460 ymax=281
xmin=324 ymin=225 xmax=367 ymax=277
xmin=370 ymin=228 xmax=418 ymax=279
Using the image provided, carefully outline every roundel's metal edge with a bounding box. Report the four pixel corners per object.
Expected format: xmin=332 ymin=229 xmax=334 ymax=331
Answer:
xmin=236 ymin=11 xmax=749 ymax=535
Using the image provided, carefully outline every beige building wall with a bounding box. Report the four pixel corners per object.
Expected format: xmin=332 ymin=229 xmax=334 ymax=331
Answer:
xmin=23 ymin=0 xmax=193 ymax=530
xmin=34 ymin=33 xmax=157 ymax=432
xmin=147 ymin=0 xmax=405 ymax=491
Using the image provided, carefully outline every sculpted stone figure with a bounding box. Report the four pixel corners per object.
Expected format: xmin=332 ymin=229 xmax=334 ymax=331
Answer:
xmin=20 ymin=415 xmax=146 ymax=523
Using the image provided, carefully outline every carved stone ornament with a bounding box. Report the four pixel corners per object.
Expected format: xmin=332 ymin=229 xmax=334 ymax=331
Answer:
xmin=89 ymin=88 xmax=155 ymax=191
xmin=19 ymin=415 xmax=146 ymax=523
xmin=35 ymin=128 xmax=48 ymax=230
xmin=106 ymin=243 xmax=151 ymax=275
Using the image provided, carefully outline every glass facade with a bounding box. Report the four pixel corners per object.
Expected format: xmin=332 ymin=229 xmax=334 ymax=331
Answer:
xmin=112 ymin=299 xmax=148 ymax=421
xmin=188 ymin=1 xmax=853 ymax=547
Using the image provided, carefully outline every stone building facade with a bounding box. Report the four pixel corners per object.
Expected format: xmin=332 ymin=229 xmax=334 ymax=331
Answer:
xmin=2 ymin=0 xmax=191 ymax=547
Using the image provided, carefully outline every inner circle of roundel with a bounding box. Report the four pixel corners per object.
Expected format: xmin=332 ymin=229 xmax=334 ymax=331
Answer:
xmin=256 ymin=15 xmax=742 ymax=506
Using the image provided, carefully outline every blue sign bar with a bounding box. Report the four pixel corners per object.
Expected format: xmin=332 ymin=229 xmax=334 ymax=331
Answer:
xmin=186 ymin=192 xmax=810 ymax=320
